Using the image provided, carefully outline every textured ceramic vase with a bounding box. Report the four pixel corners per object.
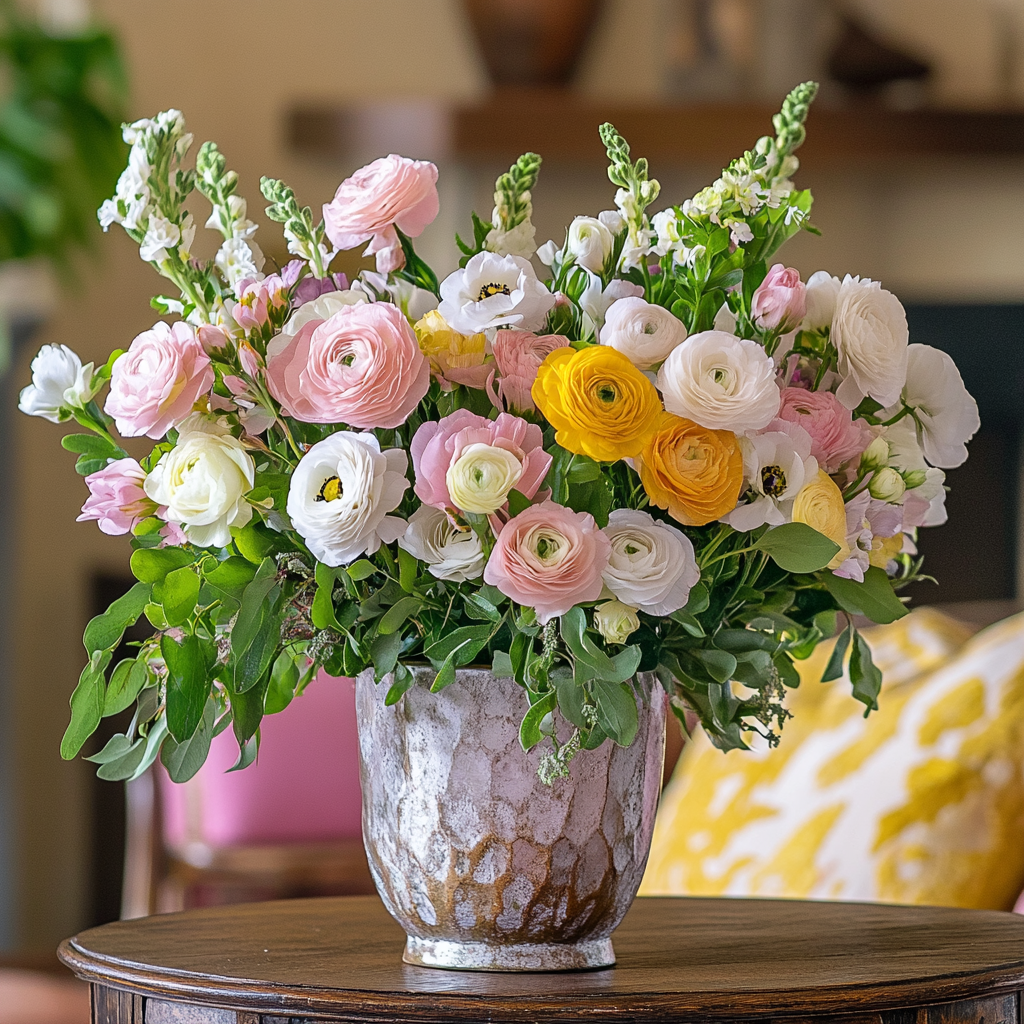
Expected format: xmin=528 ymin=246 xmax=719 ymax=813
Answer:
xmin=355 ymin=665 xmax=666 ymax=971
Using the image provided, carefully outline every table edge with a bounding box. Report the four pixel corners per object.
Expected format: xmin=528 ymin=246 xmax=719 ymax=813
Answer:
xmin=58 ymin=936 xmax=1024 ymax=1021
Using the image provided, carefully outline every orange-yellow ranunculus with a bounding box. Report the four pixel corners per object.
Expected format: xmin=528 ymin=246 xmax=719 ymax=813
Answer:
xmin=414 ymin=310 xmax=489 ymax=389
xmin=637 ymin=414 xmax=743 ymax=526
xmin=792 ymin=468 xmax=850 ymax=569
xmin=532 ymin=345 xmax=662 ymax=462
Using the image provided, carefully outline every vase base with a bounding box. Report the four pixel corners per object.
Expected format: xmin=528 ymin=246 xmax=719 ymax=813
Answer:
xmin=403 ymin=935 xmax=616 ymax=972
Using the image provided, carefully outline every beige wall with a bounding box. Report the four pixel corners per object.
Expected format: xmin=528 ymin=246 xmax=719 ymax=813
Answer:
xmin=10 ymin=0 xmax=1023 ymax=951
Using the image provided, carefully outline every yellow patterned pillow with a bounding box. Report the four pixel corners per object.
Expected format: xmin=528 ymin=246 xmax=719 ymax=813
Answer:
xmin=641 ymin=608 xmax=1024 ymax=910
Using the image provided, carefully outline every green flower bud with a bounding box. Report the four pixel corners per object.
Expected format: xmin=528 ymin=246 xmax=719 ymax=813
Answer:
xmin=869 ymin=467 xmax=906 ymax=502
xmin=860 ymin=436 xmax=890 ymax=471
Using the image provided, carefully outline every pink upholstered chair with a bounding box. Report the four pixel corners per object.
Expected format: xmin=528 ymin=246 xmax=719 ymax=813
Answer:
xmin=122 ymin=672 xmax=374 ymax=918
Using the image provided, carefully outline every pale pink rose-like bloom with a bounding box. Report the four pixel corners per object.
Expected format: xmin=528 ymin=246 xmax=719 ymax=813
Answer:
xmin=266 ymin=301 xmax=430 ymax=429
xmin=752 ymin=264 xmax=807 ymax=332
xmin=77 ymin=458 xmax=151 ymax=535
xmin=777 ymin=386 xmax=873 ymax=474
xmin=105 ymin=321 xmax=214 ymax=439
xmin=489 ymin=329 xmax=570 ymax=413
xmin=411 ymin=408 xmax=552 ymax=512
xmin=484 ymin=501 xmax=611 ymax=623
xmin=323 ymin=155 xmax=439 ymax=274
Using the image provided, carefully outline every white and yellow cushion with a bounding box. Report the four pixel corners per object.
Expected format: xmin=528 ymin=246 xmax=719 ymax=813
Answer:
xmin=641 ymin=608 xmax=1024 ymax=910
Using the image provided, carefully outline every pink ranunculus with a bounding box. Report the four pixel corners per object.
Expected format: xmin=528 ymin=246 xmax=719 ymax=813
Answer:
xmin=77 ymin=458 xmax=152 ymax=535
xmin=411 ymin=408 xmax=552 ymax=512
xmin=322 ymin=155 xmax=439 ymax=275
xmin=490 ymin=329 xmax=571 ymax=413
xmin=265 ymin=300 xmax=429 ymax=429
xmin=105 ymin=321 xmax=214 ymax=439
xmin=752 ymin=264 xmax=807 ymax=332
xmin=777 ymin=386 xmax=873 ymax=474
xmin=483 ymin=501 xmax=611 ymax=623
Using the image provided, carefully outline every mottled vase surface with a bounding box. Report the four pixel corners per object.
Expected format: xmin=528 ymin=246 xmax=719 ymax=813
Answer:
xmin=355 ymin=666 xmax=666 ymax=971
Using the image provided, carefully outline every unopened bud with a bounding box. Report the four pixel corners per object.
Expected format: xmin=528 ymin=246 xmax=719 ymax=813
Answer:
xmin=860 ymin=436 xmax=890 ymax=471
xmin=869 ymin=467 xmax=905 ymax=502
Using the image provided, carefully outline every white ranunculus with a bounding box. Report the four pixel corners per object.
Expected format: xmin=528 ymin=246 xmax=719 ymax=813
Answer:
xmin=593 ymin=600 xmax=641 ymax=645
xmin=286 ymin=431 xmax=409 ymax=567
xmin=139 ymin=215 xmax=180 ymax=263
xmin=398 ymin=504 xmax=485 ymax=582
xmin=600 ymin=296 xmax=687 ymax=369
xmin=578 ymin=275 xmax=644 ymax=333
xmin=658 ymin=330 xmax=781 ymax=433
xmin=724 ymin=422 xmax=817 ymax=531
xmin=890 ymin=343 xmax=979 ymax=469
xmin=437 ymin=251 xmax=556 ymax=334
xmin=144 ymin=419 xmax=255 ymax=548
xmin=802 ymin=270 xmax=841 ymax=332
xmin=275 ymin=289 xmax=368 ymax=343
xmin=831 ymin=275 xmax=909 ymax=410
xmin=485 ymin=218 xmax=537 ymax=259
xmin=565 ymin=216 xmax=615 ymax=274
xmin=601 ymin=508 xmax=700 ymax=616
xmin=446 ymin=443 xmax=523 ymax=515
xmin=19 ymin=344 xmax=96 ymax=422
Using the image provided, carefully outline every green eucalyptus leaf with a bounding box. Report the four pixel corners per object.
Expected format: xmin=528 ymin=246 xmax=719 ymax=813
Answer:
xmin=398 ymin=546 xmax=418 ymax=592
xmin=127 ymin=718 xmax=169 ymax=782
xmin=162 ymin=633 xmax=216 ymax=742
xmin=228 ymin=733 xmax=259 ymax=772
xmin=61 ymin=651 xmax=111 ymax=760
xmin=424 ymin=624 xmax=493 ymax=666
xmin=824 ymin=567 xmax=908 ymax=625
xmin=384 ymin=663 xmax=415 ymax=706
xmin=491 ymin=650 xmax=514 ymax=677
xmin=96 ymin=737 xmax=148 ymax=782
xmin=161 ymin=698 xmax=217 ymax=783
xmin=130 ymin=547 xmax=194 ymax=584
xmin=371 ymin=630 xmax=404 ymax=679
xmin=754 ymin=523 xmax=840 ymax=573
xmin=377 ymin=596 xmax=423 ymax=636
xmin=205 ymin=557 xmax=257 ymax=597
xmin=591 ymin=677 xmax=638 ymax=746
xmin=155 ymin=567 xmax=200 ymax=628
xmin=233 ymin=612 xmax=281 ymax=693
xmin=103 ymin=658 xmax=149 ymax=717
xmin=347 ymin=559 xmax=377 ymax=581
xmin=83 ymin=582 xmax=151 ymax=655
xmin=821 ymin=622 xmax=853 ymax=682
xmin=519 ymin=691 xmax=557 ymax=751
xmin=849 ymin=629 xmax=883 ymax=713
xmin=231 ymin=558 xmax=278 ymax=657
xmin=698 ymin=648 xmax=738 ymax=683
xmin=266 ymin=650 xmax=301 ymax=715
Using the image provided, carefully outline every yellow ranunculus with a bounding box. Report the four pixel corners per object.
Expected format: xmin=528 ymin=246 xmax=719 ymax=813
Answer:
xmin=792 ymin=469 xmax=850 ymax=569
xmin=414 ymin=310 xmax=487 ymax=382
xmin=636 ymin=414 xmax=744 ymax=527
xmin=532 ymin=345 xmax=662 ymax=461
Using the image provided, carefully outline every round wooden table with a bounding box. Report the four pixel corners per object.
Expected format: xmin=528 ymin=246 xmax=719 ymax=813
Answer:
xmin=60 ymin=895 xmax=1024 ymax=1023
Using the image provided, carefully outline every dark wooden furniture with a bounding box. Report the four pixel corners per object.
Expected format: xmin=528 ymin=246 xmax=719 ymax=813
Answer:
xmin=289 ymin=93 xmax=1024 ymax=167
xmin=60 ymin=895 xmax=1024 ymax=1023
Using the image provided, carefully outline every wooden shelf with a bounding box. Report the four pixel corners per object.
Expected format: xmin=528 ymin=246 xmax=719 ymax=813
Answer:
xmin=290 ymin=90 xmax=1024 ymax=168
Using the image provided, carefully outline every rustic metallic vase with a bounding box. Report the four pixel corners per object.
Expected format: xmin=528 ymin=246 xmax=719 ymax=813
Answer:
xmin=355 ymin=665 xmax=666 ymax=971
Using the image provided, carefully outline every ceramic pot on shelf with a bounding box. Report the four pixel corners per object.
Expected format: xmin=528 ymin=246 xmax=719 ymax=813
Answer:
xmin=463 ymin=0 xmax=604 ymax=87
xmin=355 ymin=665 xmax=666 ymax=971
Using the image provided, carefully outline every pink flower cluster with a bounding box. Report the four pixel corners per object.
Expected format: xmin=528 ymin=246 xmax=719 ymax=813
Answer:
xmin=489 ymin=329 xmax=570 ymax=413
xmin=484 ymin=502 xmax=610 ymax=623
xmin=78 ymin=457 xmax=184 ymax=545
xmin=777 ymin=386 xmax=873 ymax=474
xmin=323 ymin=155 xmax=439 ymax=274
xmin=267 ymin=301 xmax=429 ymax=429
xmin=105 ymin=321 xmax=213 ymax=439
xmin=411 ymin=409 xmax=551 ymax=513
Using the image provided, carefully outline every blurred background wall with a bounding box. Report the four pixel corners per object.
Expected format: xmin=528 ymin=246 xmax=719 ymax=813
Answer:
xmin=3 ymin=0 xmax=1023 ymax=953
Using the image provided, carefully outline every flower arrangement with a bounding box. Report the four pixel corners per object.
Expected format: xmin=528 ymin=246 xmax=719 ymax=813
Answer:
xmin=21 ymin=83 xmax=979 ymax=785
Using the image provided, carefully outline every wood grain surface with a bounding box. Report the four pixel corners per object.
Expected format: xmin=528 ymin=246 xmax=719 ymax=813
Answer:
xmin=59 ymin=896 xmax=1024 ymax=1022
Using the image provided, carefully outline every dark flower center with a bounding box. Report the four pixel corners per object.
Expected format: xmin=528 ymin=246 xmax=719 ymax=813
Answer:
xmin=315 ymin=475 xmax=342 ymax=502
xmin=760 ymin=464 xmax=787 ymax=497
xmin=477 ymin=282 xmax=511 ymax=300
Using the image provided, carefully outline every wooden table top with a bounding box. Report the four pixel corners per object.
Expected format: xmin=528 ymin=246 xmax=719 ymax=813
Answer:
xmin=60 ymin=895 xmax=1024 ymax=1022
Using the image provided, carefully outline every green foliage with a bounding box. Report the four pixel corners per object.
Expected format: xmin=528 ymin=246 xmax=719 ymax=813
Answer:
xmin=754 ymin=523 xmax=840 ymax=573
xmin=0 ymin=2 xmax=127 ymax=267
